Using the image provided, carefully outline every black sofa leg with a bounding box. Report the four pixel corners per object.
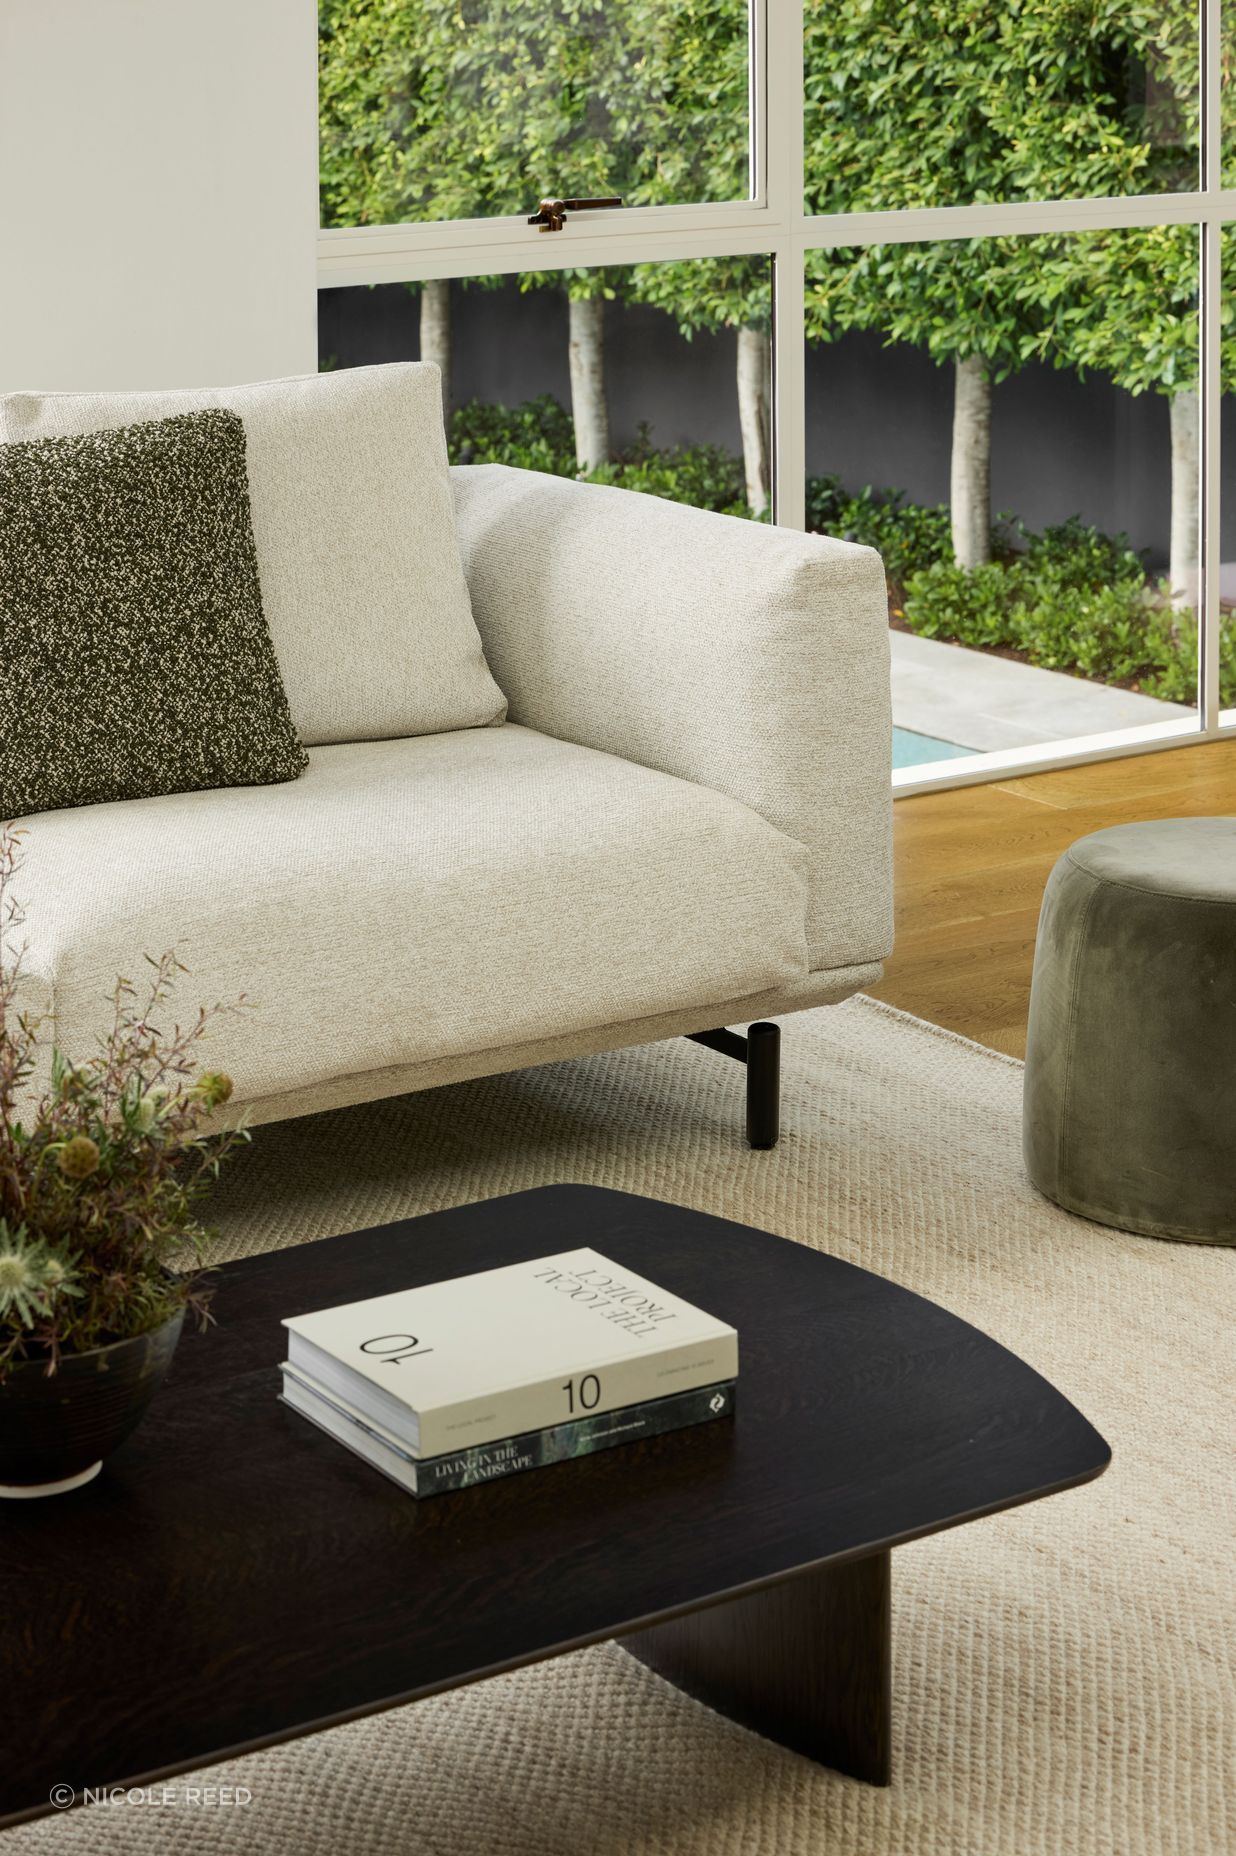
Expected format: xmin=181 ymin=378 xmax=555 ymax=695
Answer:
xmin=746 ymin=1021 xmax=781 ymax=1149
xmin=686 ymin=1021 xmax=781 ymax=1149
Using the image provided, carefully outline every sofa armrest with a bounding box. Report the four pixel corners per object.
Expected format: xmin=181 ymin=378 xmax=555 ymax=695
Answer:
xmin=451 ymin=464 xmax=893 ymax=973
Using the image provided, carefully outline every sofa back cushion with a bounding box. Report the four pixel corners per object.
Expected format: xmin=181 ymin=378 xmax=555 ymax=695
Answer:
xmin=0 ymin=365 xmax=506 ymax=747
xmin=1 ymin=410 xmax=307 ymax=819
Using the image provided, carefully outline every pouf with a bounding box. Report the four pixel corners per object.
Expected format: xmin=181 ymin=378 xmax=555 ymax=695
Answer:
xmin=1023 ymin=816 xmax=1236 ymax=1244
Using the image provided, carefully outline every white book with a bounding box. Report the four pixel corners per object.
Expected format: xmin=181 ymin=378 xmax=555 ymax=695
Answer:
xmin=279 ymin=1363 xmax=738 ymax=1500
xmin=282 ymin=1248 xmax=738 ymax=1459
xmin=280 ymin=1374 xmax=424 ymax=1495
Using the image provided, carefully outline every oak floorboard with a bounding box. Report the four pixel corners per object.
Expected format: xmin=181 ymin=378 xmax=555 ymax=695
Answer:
xmin=870 ymin=738 xmax=1236 ymax=1058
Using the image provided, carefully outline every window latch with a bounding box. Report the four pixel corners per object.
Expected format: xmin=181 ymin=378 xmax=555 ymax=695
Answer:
xmin=526 ymin=196 xmax=623 ymax=233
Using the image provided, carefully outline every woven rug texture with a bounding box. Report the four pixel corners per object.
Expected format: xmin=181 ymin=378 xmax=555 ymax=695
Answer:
xmin=5 ymin=996 xmax=1231 ymax=1856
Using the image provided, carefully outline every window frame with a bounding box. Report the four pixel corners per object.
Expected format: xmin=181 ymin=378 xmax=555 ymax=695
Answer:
xmin=317 ymin=0 xmax=1236 ymax=789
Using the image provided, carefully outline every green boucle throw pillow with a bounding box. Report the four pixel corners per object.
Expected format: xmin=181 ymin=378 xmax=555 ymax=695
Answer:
xmin=0 ymin=409 xmax=307 ymax=819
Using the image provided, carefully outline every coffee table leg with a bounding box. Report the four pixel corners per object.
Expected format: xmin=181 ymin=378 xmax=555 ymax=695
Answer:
xmin=622 ymin=1549 xmax=891 ymax=1784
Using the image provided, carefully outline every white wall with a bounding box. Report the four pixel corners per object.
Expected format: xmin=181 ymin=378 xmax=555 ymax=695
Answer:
xmin=0 ymin=0 xmax=318 ymax=391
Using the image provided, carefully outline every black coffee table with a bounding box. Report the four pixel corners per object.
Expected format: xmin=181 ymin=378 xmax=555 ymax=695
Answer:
xmin=0 ymin=1186 xmax=1109 ymax=1825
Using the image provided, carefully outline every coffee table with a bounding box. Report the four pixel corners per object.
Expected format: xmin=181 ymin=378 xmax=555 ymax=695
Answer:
xmin=0 ymin=1185 xmax=1109 ymax=1825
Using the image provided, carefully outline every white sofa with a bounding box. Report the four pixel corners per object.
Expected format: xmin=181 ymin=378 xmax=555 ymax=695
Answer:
xmin=4 ymin=365 xmax=892 ymax=1146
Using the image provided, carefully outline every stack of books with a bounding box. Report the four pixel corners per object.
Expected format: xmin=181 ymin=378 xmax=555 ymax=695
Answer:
xmin=279 ymin=1247 xmax=738 ymax=1497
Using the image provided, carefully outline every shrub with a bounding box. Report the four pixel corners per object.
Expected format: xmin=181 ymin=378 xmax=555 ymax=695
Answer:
xmin=589 ymin=428 xmax=752 ymax=517
xmin=900 ymin=517 xmax=1234 ymax=702
xmin=448 ymin=397 xmax=751 ymax=516
xmin=450 ymin=395 xmax=577 ymax=475
xmin=807 ymin=476 xmax=953 ymax=585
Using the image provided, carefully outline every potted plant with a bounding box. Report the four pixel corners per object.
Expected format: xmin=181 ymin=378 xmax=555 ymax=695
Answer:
xmin=0 ymin=827 xmax=246 ymax=1497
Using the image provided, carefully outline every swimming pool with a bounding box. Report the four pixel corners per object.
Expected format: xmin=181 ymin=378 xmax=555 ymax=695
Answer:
xmin=892 ymin=726 xmax=977 ymax=769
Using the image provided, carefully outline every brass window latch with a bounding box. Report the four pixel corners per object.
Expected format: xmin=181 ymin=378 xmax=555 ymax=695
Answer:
xmin=527 ymin=195 xmax=623 ymax=233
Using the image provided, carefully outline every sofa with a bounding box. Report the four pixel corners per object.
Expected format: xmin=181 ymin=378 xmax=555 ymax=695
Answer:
xmin=2 ymin=364 xmax=893 ymax=1147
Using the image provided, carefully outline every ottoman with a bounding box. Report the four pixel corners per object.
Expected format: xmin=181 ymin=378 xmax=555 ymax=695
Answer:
xmin=1023 ymin=816 xmax=1236 ymax=1244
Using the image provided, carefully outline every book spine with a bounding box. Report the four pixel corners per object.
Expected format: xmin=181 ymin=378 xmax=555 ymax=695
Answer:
xmin=417 ymin=1332 xmax=738 ymax=1458
xmin=415 ymin=1379 xmax=737 ymax=1496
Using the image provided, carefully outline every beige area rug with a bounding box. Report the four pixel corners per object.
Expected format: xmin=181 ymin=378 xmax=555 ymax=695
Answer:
xmin=5 ymin=997 xmax=1231 ymax=1856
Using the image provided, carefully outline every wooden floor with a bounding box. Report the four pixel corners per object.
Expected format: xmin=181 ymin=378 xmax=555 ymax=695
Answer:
xmin=869 ymin=738 xmax=1236 ymax=1058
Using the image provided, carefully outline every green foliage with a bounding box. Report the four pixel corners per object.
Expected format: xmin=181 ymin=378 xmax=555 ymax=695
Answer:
xmin=447 ymin=395 xmax=750 ymax=514
xmin=321 ymin=1 xmax=1230 ymax=382
xmin=320 ymin=0 xmax=749 ymax=317
xmin=803 ymin=0 xmax=1189 ymax=221
xmin=806 ymin=478 xmax=953 ymax=585
xmin=800 ymin=0 xmax=1230 ymax=397
xmin=588 ymin=434 xmax=751 ymax=517
xmin=900 ymin=517 xmax=1232 ymax=702
xmin=0 ymin=832 xmax=247 ymax=1378
xmin=450 ymin=394 xmax=578 ymax=473
xmin=631 ymin=257 xmax=770 ymax=340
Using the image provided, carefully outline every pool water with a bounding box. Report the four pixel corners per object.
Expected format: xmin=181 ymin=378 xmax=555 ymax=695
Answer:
xmin=892 ymin=726 xmax=977 ymax=769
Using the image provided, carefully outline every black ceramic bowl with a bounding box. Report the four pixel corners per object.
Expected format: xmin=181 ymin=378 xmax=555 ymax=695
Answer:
xmin=0 ymin=1311 xmax=184 ymax=1496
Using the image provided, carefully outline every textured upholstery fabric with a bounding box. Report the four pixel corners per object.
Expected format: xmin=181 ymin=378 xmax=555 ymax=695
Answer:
xmin=0 ymin=411 xmax=305 ymax=818
xmin=1023 ymin=818 xmax=1236 ymax=1244
xmin=451 ymin=463 xmax=894 ymax=972
xmin=0 ymin=366 xmax=506 ymax=747
xmin=216 ymin=963 xmax=884 ymax=1129
xmin=13 ymin=725 xmax=810 ymax=1107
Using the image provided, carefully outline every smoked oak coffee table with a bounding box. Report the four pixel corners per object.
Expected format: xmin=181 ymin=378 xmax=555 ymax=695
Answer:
xmin=0 ymin=1185 xmax=1109 ymax=1826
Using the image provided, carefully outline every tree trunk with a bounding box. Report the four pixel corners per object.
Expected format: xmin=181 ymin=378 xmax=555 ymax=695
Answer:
xmin=950 ymin=355 xmax=992 ymax=569
xmin=737 ymin=325 xmax=772 ymax=517
xmin=1169 ymin=388 xmax=1199 ymax=606
xmin=568 ymin=295 xmax=609 ymax=473
xmin=419 ymin=279 xmax=451 ymax=421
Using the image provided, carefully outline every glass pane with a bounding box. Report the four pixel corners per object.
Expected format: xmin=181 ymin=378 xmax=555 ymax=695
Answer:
xmin=1220 ymin=223 xmax=1236 ymax=724
xmin=320 ymin=1 xmax=752 ymax=229
xmin=804 ymin=230 xmax=1201 ymax=767
xmin=320 ymin=257 xmax=773 ymax=513
xmin=805 ymin=3 xmax=1199 ymax=212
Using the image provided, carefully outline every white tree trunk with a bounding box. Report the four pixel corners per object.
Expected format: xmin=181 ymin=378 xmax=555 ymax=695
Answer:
xmin=950 ymin=355 xmax=992 ymax=569
xmin=419 ymin=278 xmax=451 ymax=420
xmin=568 ymin=295 xmax=609 ymax=473
xmin=1169 ymin=388 xmax=1199 ymax=605
xmin=737 ymin=325 xmax=772 ymax=517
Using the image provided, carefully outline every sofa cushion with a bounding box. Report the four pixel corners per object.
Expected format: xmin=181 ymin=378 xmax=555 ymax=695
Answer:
xmin=13 ymin=725 xmax=810 ymax=1107
xmin=0 ymin=365 xmax=506 ymax=748
xmin=1 ymin=410 xmax=306 ymax=820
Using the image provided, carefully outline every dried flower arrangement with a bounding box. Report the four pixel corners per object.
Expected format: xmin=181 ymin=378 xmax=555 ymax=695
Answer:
xmin=0 ymin=826 xmax=247 ymax=1381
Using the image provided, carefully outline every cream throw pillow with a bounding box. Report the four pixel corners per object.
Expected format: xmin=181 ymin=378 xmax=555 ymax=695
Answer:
xmin=0 ymin=364 xmax=506 ymax=747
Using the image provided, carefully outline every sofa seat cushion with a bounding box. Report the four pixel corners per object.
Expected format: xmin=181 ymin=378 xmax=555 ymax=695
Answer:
xmin=0 ymin=365 xmax=507 ymax=748
xmin=13 ymin=725 xmax=810 ymax=1107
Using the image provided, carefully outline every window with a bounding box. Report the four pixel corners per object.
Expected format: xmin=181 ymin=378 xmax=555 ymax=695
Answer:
xmin=319 ymin=0 xmax=755 ymax=227
xmin=318 ymin=0 xmax=1236 ymax=786
xmin=320 ymin=257 xmax=774 ymax=512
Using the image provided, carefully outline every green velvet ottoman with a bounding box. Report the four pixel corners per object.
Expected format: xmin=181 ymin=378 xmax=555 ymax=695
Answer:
xmin=1023 ymin=816 xmax=1236 ymax=1244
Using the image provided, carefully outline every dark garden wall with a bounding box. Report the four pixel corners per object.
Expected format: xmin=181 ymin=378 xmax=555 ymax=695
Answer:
xmin=319 ymin=278 xmax=1236 ymax=566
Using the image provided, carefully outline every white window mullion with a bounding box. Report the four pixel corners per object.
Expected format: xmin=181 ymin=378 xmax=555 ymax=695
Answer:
xmin=1201 ymin=216 xmax=1221 ymax=732
xmin=763 ymin=0 xmax=799 ymax=225
xmin=767 ymin=0 xmax=805 ymax=528
xmin=1200 ymin=0 xmax=1223 ymax=733
xmin=796 ymin=190 xmax=1236 ymax=253
xmin=318 ymin=215 xmax=784 ymax=290
xmin=772 ymin=244 xmax=806 ymax=529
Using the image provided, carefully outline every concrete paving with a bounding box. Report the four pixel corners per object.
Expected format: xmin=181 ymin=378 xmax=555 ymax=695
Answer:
xmin=889 ymin=628 xmax=1191 ymax=752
